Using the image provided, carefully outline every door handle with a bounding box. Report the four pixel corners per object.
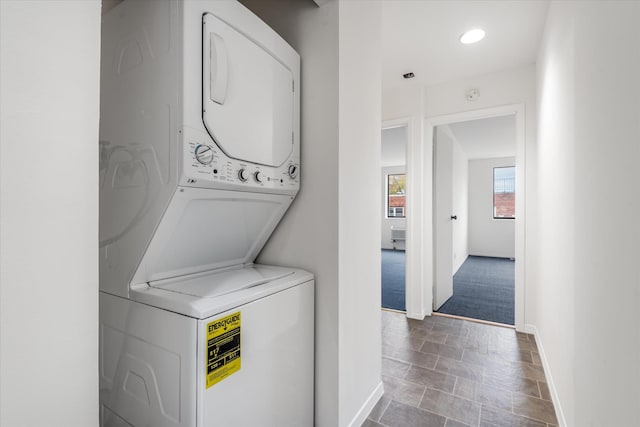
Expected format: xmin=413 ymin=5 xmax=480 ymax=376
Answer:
xmin=209 ymin=32 xmax=228 ymax=104
xmin=450 ymin=215 xmax=457 ymax=220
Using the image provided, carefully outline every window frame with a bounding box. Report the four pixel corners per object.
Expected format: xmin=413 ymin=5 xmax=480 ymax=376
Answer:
xmin=388 ymin=206 xmax=405 ymax=218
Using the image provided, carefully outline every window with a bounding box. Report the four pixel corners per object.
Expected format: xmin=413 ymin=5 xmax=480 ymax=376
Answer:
xmin=388 ymin=207 xmax=405 ymax=217
xmin=493 ymin=166 xmax=515 ymax=219
xmin=387 ymin=174 xmax=406 ymax=218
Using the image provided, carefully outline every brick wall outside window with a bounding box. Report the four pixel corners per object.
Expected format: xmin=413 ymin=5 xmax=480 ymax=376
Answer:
xmin=494 ymin=192 xmax=515 ymax=218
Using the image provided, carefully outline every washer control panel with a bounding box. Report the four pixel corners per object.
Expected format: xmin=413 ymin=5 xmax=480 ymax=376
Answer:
xmin=194 ymin=144 xmax=214 ymax=165
xmin=181 ymin=127 xmax=300 ymax=194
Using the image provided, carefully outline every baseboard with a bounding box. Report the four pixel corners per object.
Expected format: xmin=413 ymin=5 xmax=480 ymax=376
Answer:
xmin=406 ymin=311 xmax=425 ymax=320
xmin=382 ymin=307 xmax=406 ymax=314
xmin=346 ymin=381 xmax=384 ymax=427
xmin=468 ymin=253 xmax=514 ymax=260
xmin=524 ymin=324 xmax=567 ymax=427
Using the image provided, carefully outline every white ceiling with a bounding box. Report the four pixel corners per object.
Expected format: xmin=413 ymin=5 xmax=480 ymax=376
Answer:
xmin=381 ymin=0 xmax=549 ymax=91
xmin=442 ymin=114 xmax=516 ymax=160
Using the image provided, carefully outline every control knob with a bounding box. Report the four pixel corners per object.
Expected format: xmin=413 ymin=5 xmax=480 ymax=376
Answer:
xmin=287 ymin=164 xmax=298 ymax=179
xmin=194 ymin=144 xmax=214 ymax=165
xmin=238 ymin=168 xmax=249 ymax=182
xmin=254 ymin=171 xmax=266 ymax=183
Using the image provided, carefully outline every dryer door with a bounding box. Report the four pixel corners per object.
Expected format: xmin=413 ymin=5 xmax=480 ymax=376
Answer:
xmin=202 ymin=12 xmax=294 ymax=167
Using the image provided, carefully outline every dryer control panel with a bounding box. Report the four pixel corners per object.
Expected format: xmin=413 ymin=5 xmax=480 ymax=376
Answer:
xmin=180 ymin=127 xmax=299 ymax=195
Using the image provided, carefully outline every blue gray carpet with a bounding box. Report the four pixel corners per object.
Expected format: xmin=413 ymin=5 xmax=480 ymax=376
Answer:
xmin=437 ymin=255 xmax=515 ymax=325
xmin=381 ymin=249 xmax=406 ymax=311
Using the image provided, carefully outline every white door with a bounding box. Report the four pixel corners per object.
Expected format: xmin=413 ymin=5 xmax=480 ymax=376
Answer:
xmin=434 ymin=130 xmax=454 ymax=310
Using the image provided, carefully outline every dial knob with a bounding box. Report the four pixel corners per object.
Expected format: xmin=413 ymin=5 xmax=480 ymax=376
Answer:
xmin=254 ymin=171 xmax=266 ymax=183
xmin=194 ymin=144 xmax=214 ymax=165
xmin=287 ymin=164 xmax=298 ymax=179
xmin=238 ymin=168 xmax=249 ymax=182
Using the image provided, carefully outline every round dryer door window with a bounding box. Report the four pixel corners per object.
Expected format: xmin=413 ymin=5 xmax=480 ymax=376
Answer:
xmin=202 ymin=13 xmax=294 ymax=167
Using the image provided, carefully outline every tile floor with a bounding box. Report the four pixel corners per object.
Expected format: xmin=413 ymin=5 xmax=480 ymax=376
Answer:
xmin=363 ymin=310 xmax=558 ymax=427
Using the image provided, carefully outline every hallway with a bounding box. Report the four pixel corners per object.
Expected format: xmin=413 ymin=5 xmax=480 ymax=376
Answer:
xmin=365 ymin=310 xmax=557 ymax=427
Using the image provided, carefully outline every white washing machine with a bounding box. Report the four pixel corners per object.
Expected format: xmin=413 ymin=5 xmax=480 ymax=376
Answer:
xmin=98 ymin=1 xmax=313 ymax=426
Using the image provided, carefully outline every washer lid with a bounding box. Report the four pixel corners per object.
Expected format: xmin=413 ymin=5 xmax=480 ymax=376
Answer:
xmin=202 ymin=12 xmax=295 ymax=167
xmin=130 ymin=265 xmax=313 ymax=319
xmin=130 ymin=187 xmax=294 ymax=285
xmin=149 ymin=265 xmax=294 ymax=299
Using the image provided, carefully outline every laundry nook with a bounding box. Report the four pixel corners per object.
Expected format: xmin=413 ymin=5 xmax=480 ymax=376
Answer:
xmin=98 ymin=1 xmax=313 ymax=425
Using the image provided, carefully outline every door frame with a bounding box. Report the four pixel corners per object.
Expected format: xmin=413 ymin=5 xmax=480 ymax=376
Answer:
xmin=409 ymin=104 xmax=526 ymax=331
xmin=381 ymin=116 xmax=414 ymax=315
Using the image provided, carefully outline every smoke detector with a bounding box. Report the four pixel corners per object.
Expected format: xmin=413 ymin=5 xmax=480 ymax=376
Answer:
xmin=466 ymin=88 xmax=480 ymax=101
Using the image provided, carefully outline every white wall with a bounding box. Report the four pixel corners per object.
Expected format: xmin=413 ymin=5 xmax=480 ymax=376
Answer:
xmin=468 ymin=157 xmax=515 ymax=259
xmin=0 ymin=1 xmax=101 ymax=426
xmin=382 ymin=84 xmax=429 ymax=319
xmin=240 ymin=1 xmax=382 ymax=426
xmin=337 ymin=3 xmax=382 ymax=425
xmin=535 ymin=4 xmax=575 ymax=422
xmin=381 ymin=126 xmax=407 ymax=167
xmin=451 ymin=133 xmax=469 ymax=273
xmin=381 ymin=166 xmax=406 ymax=250
xmin=535 ymin=2 xmax=640 ymax=425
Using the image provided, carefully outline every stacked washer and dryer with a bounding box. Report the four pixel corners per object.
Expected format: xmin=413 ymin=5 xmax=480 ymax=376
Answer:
xmin=99 ymin=1 xmax=313 ymax=426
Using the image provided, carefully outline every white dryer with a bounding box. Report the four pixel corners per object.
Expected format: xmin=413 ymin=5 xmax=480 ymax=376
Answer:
xmin=98 ymin=1 xmax=312 ymax=426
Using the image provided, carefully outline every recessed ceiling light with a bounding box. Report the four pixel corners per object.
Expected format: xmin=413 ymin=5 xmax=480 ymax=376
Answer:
xmin=460 ymin=28 xmax=485 ymax=44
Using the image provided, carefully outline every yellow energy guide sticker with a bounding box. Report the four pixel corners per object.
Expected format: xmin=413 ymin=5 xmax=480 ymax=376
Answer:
xmin=206 ymin=311 xmax=241 ymax=388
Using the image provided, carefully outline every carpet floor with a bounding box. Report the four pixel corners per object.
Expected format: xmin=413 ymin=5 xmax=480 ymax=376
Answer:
xmin=437 ymin=255 xmax=515 ymax=325
xmin=381 ymin=249 xmax=406 ymax=311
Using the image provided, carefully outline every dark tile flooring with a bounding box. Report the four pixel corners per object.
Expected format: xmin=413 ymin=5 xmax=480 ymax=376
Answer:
xmin=363 ymin=310 xmax=558 ymax=427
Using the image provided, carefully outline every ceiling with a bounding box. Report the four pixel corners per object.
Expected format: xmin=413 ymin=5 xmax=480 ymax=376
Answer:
xmin=382 ymin=116 xmax=516 ymax=165
xmin=381 ymin=0 xmax=549 ymax=91
xmin=443 ymin=114 xmax=516 ymax=160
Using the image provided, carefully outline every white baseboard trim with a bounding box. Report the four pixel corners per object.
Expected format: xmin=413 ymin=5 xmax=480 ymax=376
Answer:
xmin=524 ymin=324 xmax=567 ymax=427
xmin=347 ymin=381 xmax=384 ymax=427
xmin=406 ymin=311 xmax=424 ymax=320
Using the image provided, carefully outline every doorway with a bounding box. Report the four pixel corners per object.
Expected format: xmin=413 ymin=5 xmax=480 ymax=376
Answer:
xmin=403 ymin=104 xmax=526 ymax=330
xmin=433 ymin=115 xmax=517 ymax=325
xmin=381 ymin=123 xmax=408 ymax=312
